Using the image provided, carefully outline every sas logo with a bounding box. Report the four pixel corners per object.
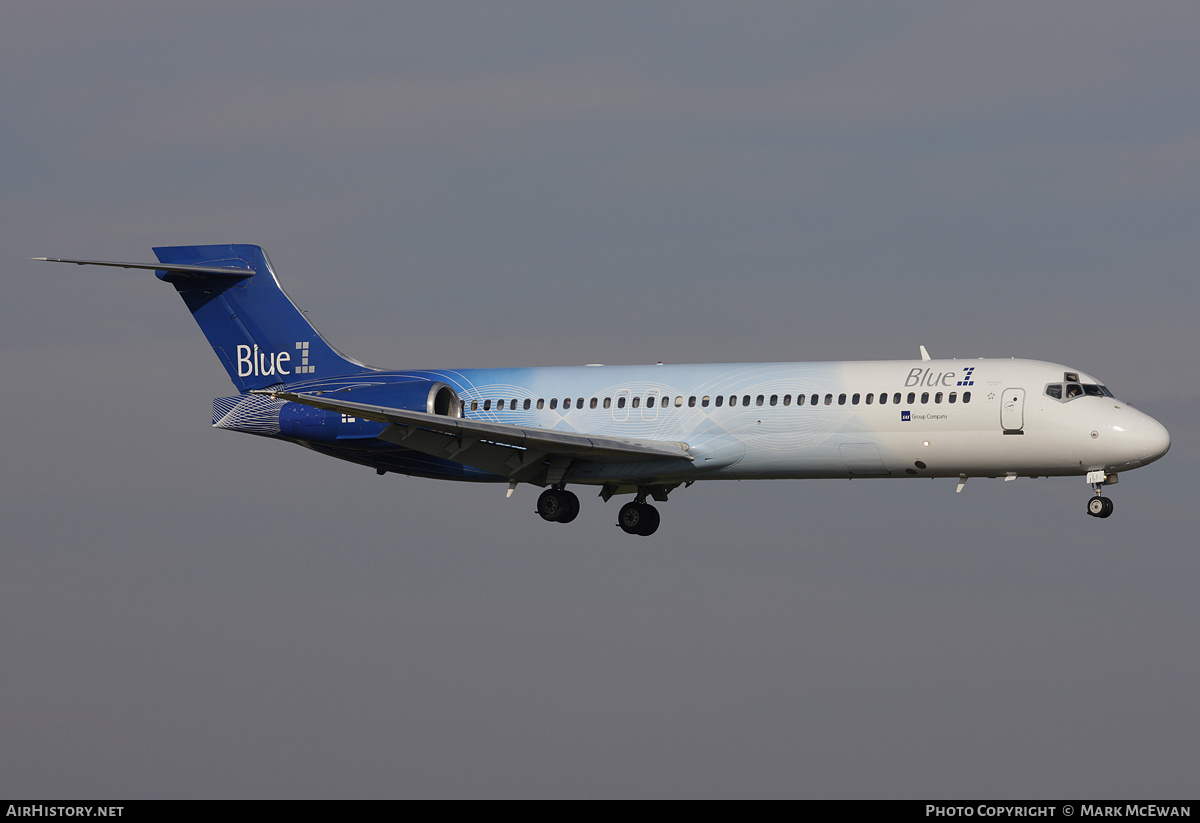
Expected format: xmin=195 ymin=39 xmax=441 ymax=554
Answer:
xmin=957 ymin=366 xmax=975 ymax=386
xmin=901 ymin=410 xmax=912 ymax=422
xmin=236 ymin=341 xmax=316 ymax=377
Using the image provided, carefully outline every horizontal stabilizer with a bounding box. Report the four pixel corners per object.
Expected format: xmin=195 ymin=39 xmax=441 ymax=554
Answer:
xmin=35 ymin=257 xmax=253 ymax=279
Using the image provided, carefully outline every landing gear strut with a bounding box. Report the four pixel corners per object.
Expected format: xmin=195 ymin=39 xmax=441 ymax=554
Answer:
xmin=537 ymin=488 xmax=579 ymax=523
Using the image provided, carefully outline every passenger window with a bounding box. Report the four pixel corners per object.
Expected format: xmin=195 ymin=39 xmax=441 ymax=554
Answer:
xmin=730 ymin=395 xmax=738 ymax=407
xmin=632 ymin=397 xmax=641 ymax=408
xmin=537 ymin=399 xmax=545 ymax=410
xmin=578 ymin=398 xmax=584 ymax=408
xmin=484 ymin=399 xmax=492 ymax=411
xmin=838 ymin=393 xmax=847 ymax=405
xmin=921 ymin=392 xmax=929 ymax=404
xmin=782 ymin=395 xmax=791 ymax=406
xmin=603 ymin=397 xmax=611 ymax=409
xmin=589 ymin=398 xmax=597 ymax=409
xmin=715 ymin=395 xmax=724 ymax=407
xmin=563 ymin=398 xmax=571 ymax=409
xmin=824 ymin=394 xmax=833 ymax=406
xmin=743 ymin=396 xmax=751 ymax=407
xmin=935 ymin=392 xmax=943 ymax=403
xmin=688 ymin=396 xmax=697 ymax=407
xmin=497 ymin=399 xmax=506 ymax=410
xmin=616 ymin=397 xmax=625 ymax=409
xmin=470 ymin=400 xmax=479 ymax=411
xmin=948 ymin=392 xmax=957 ymax=404
xmin=963 ymin=392 xmax=971 ymax=403
xmin=893 ymin=393 xmax=901 ymax=404
xmin=645 ymin=396 xmax=655 ymax=408
xmin=702 ymin=396 xmax=710 ymax=407
xmin=907 ymin=392 xmax=916 ymax=404
xmin=852 ymin=393 xmax=860 ymax=405
xmin=865 ymin=393 xmax=873 ymax=405
xmin=675 ymin=396 xmax=684 ymax=407
xmin=549 ymin=398 xmax=557 ymax=410
xmin=812 ymin=394 xmax=820 ymax=406
xmin=756 ymin=395 xmax=765 ymax=406
xmin=768 ymin=395 xmax=777 ymax=406
xmin=879 ymin=393 xmax=887 ymax=405
xmin=796 ymin=394 xmax=806 ymax=406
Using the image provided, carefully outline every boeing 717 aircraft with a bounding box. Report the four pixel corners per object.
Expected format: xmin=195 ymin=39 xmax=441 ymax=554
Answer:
xmin=39 ymin=244 xmax=1171 ymax=536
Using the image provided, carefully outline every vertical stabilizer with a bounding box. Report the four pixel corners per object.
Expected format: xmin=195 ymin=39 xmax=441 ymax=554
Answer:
xmin=152 ymin=244 xmax=370 ymax=391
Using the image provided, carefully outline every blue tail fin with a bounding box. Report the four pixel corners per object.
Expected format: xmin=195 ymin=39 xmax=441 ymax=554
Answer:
xmin=153 ymin=244 xmax=370 ymax=391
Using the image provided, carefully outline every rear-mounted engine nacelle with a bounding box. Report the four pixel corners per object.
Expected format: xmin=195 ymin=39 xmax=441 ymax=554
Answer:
xmin=265 ymin=379 xmax=463 ymax=441
xmin=352 ymin=380 xmax=462 ymax=417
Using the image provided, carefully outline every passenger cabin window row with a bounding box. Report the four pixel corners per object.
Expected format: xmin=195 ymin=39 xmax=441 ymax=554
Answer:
xmin=464 ymin=390 xmax=973 ymax=413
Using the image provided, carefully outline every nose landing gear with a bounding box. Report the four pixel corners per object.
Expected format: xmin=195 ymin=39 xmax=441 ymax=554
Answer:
xmin=1085 ymin=471 xmax=1115 ymax=518
xmin=1087 ymin=495 xmax=1114 ymax=518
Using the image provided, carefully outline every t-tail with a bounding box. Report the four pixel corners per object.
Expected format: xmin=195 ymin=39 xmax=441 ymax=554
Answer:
xmin=41 ymin=244 xmax=371 ymax=391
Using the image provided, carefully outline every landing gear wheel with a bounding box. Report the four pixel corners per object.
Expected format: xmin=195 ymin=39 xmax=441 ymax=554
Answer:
xmin=1087 ymin=496 xmax=1114 ymax=518
xmin=617 ymin=502 xmax=660 ymax=536
xmin=637 ymin=504 xmax=660 ymax=536
xmin=538 ymin=489 xmax=579 ymax=523
xmin=559 ymin=490 xmax=580 ymax=523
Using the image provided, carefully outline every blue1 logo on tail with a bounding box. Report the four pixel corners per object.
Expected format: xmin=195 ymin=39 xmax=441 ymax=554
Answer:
xmin=236 ymin=342 xmax=314 ymax=378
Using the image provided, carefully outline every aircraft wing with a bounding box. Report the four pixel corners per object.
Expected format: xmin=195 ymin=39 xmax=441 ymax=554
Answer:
xmin=262 ymin=389 xmax=692 ymax=484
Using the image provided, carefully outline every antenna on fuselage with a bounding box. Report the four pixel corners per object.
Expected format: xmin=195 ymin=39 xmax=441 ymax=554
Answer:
xmin=919 ymin=345 xmax=932 ymax=361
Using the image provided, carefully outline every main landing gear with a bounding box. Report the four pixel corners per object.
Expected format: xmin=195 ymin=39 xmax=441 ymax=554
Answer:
xmin=617 ymin=500 xmax=660 ymax=537
xmin=535 ymin=485 xmax=663 ymax=536
xmin=536 ymin=488 xmax=579 ymax=523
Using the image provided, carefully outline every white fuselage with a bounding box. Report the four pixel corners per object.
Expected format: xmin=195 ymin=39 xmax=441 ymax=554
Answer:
xmin=429 ymin=357 xmax=1169 ymax=486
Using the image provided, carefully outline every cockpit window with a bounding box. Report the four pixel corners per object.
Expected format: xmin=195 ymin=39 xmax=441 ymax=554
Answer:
xmin=1046 ymin=382 xmax=1115 ymax=402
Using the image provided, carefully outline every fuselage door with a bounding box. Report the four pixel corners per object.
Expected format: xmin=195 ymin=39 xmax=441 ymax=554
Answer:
xmin=641 ymin=390 xmax=660 ymax=421
xmin=840 ymin=443 xmax=890 ymax=476
xmin=612 ymin=390 xmax=630 ymax=421
xmin=1001 ymin=388 xmax=1025 ymax=434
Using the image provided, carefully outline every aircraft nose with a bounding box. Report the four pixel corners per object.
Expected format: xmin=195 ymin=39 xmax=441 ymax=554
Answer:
xmin=1134 ymin=414 xmax=1171 ymax=464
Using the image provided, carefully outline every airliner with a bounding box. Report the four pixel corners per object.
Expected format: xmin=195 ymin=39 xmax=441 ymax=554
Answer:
xmin=39 ymin=244 xmax=1171 ymax=536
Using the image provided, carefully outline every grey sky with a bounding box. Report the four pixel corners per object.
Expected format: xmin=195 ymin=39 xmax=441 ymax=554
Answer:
xmin=2 ymin=1 xmax=1198 ymax=798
